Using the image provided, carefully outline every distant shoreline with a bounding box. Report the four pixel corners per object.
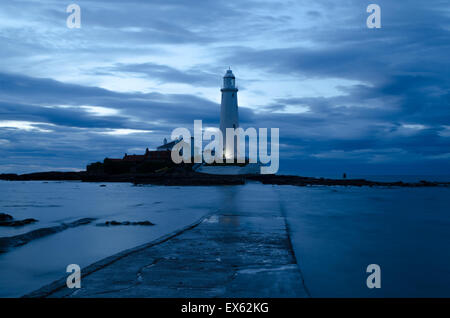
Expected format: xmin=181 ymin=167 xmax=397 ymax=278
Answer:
xmin=1 ymin=169 xmax=449 ymax=187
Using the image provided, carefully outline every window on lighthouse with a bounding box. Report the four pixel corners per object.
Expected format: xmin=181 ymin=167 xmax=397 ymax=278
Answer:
xmin=224 ymin=78 xmax=235 ymax=88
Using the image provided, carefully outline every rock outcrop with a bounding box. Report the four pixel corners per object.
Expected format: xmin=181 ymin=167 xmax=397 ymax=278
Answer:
xmin=97 ymin=220 xmax=155 ymax=226
xmin=1 ymin=168 xmax=449 ymax=187
xmin=0 ymin=213 xmax=38 ymax=227
xmin=0 ymin=218 xmax=96 ymax=253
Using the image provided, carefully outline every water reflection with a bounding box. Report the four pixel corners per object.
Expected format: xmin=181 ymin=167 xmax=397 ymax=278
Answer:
xmin=217 ymin=186 xmax=240 ymax=227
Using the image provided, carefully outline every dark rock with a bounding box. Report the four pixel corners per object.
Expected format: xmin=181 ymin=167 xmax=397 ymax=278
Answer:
xmin=0 ymin=213 xmax=13 ymax=222
xmin=0 ymin=218 xmax=38 ymax=227
xmin=0 ymin=171 xmax=85 ymax=181
xmin=0 ymin=216 xmax=38 ymax=227
xmin=0 ymin=174 xmax=19 ymax=180
xmin=98 ymin=220 xmax=155 ymax=226
xmin=134 ymin=221 xmax=155 ymax=226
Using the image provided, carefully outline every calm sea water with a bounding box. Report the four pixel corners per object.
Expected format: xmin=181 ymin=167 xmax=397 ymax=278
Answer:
xmin=0 ymin=181 xmax=226 ymax=297
xmin=279 ymin=185 xmax=450 ymax=297
xmin=0 ymin=180 xmax=449 ymax=297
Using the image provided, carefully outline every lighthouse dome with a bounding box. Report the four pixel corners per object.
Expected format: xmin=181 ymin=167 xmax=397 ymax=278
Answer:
xmin=224 ymin=69 xmax=235 ymax=78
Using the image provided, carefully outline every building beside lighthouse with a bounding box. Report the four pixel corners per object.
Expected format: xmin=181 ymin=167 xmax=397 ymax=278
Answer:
xmin=220 ymin=69 xmax=239 ymax=159
xmin=87 ymin=68 xmax=263 ymax=176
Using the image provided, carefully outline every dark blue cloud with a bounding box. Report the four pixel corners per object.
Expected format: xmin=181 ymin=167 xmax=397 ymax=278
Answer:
xmin=104 ymin=63 xmax=220 ymax=87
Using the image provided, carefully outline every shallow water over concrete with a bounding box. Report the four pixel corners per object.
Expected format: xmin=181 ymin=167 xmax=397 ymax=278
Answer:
xmin=31 ymin=185 xmax=308 ymax=297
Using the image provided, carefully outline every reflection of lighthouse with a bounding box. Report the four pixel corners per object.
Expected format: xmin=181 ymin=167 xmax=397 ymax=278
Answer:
xmin=220 ymin=69 xmax=239 ymax=159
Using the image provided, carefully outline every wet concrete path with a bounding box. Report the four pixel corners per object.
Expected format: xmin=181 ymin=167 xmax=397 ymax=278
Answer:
xmin=27 ymin=185 xmax=309 ymax=297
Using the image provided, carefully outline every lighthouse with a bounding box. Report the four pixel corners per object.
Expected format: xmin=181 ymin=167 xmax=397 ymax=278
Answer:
xmin=220 ymin=69 xmax=239 ymax=159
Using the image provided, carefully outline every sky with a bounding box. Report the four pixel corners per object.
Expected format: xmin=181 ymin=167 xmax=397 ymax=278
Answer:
xmin=0 ymin=0 xmax=449 ymax=176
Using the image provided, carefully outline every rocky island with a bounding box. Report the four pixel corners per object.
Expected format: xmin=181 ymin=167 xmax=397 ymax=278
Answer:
xmin=1 ymin=165 xmax=449 ymax=187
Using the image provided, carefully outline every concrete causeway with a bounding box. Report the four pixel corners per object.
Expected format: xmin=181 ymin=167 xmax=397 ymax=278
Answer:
xmin=27 ymin=185 xmax=309 ymax=298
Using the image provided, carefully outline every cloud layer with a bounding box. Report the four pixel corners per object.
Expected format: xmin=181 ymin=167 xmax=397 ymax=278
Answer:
xmin=0 ymin=0 xmax=449 ymax=175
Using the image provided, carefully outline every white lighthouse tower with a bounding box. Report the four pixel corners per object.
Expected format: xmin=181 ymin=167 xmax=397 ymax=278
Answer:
xmin=220 ymin=68 xmax=239 ymax=159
